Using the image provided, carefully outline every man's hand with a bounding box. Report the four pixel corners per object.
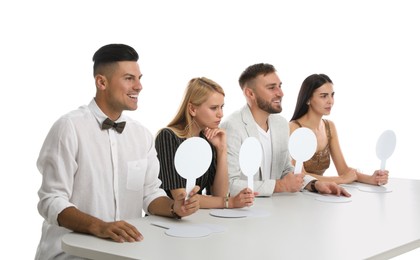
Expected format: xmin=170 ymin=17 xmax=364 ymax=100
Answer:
xmin=274 ymin=173 xmax=304 ymax=193
xmin=173 ymin=185 xmax=200 ymax=217
xmin=315 ymin=181 xmax=351 ymax=197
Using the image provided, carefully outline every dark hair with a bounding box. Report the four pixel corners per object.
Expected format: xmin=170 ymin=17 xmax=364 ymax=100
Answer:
xmin=238 ymin=63 xmax=276 ymax=89
xmin=92 ymin=44 xmax=139 ymax=76
xmin=290 ymin=74 xmax=333 ymax=121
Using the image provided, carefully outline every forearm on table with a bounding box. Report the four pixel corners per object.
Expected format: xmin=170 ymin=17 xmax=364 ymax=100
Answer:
xmin=58 ymin=206 xmax=105 ymax=235
xmin=355 ymin=171 xmax=376 ymax=185
xmin=197 ymin=194 xmax=229 ymax=209
xmin=306 ymin=173 xmax=343 ymax=184
xmin=212 ymin=151 xmax=229 ymax=196
xmin=147 ymin=196 xmax=173 ymax=217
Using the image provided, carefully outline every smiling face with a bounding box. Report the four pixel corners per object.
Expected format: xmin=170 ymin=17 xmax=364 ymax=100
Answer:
xmin=252 ymin=72 xmax=283 ymax=114
xmin=309 ymin=82 xmax=334 ymax=116
xmin=95 ymin=61 xmax=142 ymax=120
xmin=190 ymin=91 xmax=224 ymax=129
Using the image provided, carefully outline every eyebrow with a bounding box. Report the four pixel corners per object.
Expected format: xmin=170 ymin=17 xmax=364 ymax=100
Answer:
xmin=318 ymin=91 xmax=334 ymax=95
xmin=210 ymin=103 xmax=224 ymax=107
xmin=124 ymin=73 xmax=143 ymax=79
xmin=266 ymin=82 xmax=282 ymax=88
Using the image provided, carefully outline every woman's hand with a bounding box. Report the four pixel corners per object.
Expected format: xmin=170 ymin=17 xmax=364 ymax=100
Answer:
xmin=203 ymin=127 xmax=226 ymax=151
xmin=372 ymin=170 xmax=389 ymax=186
xmin=338 ymin=168 xmax=358 ymax=184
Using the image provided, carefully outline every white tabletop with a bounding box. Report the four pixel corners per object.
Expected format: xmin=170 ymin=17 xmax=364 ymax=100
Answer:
xmin=62 ymin=178 xmax=420 ymax=260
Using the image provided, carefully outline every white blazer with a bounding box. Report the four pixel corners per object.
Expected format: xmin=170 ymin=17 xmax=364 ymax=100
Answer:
xmin=221 ymin=105 xmax=313 ymax=196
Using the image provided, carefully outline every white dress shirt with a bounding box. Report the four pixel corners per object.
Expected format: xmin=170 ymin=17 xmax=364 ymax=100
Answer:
xmin=257 ymin=124 xmax=272 ymax=181
xmin=35 ymin=99 xmax=166 ymax=260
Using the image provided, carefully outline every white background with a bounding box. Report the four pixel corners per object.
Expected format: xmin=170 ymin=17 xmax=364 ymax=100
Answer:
xmin=1 ymin=0 xmax=419 ymax=259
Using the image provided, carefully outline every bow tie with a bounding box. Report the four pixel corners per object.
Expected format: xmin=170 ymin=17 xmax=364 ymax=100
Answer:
xmin=101 ymin=118 xmax=126 ymax=133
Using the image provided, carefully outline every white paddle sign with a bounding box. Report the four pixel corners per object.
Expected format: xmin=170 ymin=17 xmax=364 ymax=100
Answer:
xmin=174 ymin=137 xmax=212 ymax=196
xmin=239 ymin=137 xmax=262 ymax=190
xmin=376 ymin=130 xmax=396 ymax=170
xmin=289 ymin=127 xmax=317 ymax=174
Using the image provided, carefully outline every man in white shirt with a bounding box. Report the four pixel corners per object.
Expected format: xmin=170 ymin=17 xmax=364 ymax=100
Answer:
xmin=35 ymin=44 xmax=199 ymax=260
xmin=220 ymin=63 xmax=350 ymax=197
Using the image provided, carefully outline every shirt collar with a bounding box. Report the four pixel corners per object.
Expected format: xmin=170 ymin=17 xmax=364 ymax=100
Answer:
xmin=88 ymin=99 xmax=127 ymax=129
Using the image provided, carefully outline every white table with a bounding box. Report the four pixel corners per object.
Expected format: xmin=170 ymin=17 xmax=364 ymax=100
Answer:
xmin=62 ymin=178 xmax=420 ymax=260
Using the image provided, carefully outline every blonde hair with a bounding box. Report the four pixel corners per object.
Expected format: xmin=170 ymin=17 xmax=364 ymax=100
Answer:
xmin=167 ymin=77 xmax=224 ymax=138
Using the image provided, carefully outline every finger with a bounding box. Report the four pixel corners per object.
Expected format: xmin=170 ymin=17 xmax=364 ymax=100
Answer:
xmin=184 ymin=196 xmax=200 ymax=209
xmin=242 ymin=187 xmax=251 ymax=194
xmin=184 ymin=201 xmax=199 ymax=212
xmin=112 ymin=222 xmax=141 ymax=242
xmin=205 ymin=128 xmax=218 ymax=139
xmin=189 ymin=185 xmax=200 ymax=197
xmin=245 ymin=197 xmax=254 ymax=203
xmin=205 ymin=131 xmax=214 ymax=140
xmin=376 ymin=171 xmax=385 ymax=176
xmin=117 ymin=229 xmax=135 ymax=242
xmin=378 ymin=180 xmax=388 ymax=186
xmin=322 ymin=186 xmax=332 ymax=194
xmin=108 ymin=230 xmax=124 ymax=243
xmin=378 ymin=176 xmax=388 ymax=185
xmin=123 ymin=223 xmax=142 ymax=241
xmin=182 ymin=203 xmax=195 ymax=212
xmin=108 ymin=226 xmax=131 ymax=243
xmin=341 ymin=188 xmax=351 ymax=197
xmin=184 ymin=196 xmax=199 ymax=206
xmin=335 ymin=188 xmax=342 ymax=196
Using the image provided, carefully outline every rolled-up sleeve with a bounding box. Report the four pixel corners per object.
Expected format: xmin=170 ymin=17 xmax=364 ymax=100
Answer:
xmin=142 ymin=133 xmax=167 ymax=215
xmin=37 ymin=118 xmax=78 ymax=225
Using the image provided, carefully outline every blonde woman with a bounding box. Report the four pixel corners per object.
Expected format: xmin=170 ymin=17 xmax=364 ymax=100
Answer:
xmin=155 ymin=77 xmax=256 ymax=209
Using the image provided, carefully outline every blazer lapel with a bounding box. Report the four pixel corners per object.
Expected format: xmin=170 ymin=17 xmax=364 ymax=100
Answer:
xmin=241 ymin=105 xmax=259 ymax=138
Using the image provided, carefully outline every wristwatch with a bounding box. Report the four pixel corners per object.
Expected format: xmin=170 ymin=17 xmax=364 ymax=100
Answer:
xmin=310 ymin=180 xmax=318 ymax=193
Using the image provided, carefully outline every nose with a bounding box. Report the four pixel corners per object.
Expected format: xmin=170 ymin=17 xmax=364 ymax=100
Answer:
xmin=217 ymin=108 xmax=223 ymax=118
xmin=217 ymin=109 xmax=223 ymax=118
xmin=276 ymin=87 xmax=284 ymax=97
xmin=328 ymin=95 xmax=333 ymax=104
xmin=134 ymin=79 xmax=143 ymax=91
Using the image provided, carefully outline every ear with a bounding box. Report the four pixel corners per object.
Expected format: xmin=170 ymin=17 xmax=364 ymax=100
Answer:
xmin=95 ymin=74 xmax=107 ymax=90
xmin=244 ymin=87 xmax=255 ymax=99
xmin=188 ymin=103 xmax=196 ymax=117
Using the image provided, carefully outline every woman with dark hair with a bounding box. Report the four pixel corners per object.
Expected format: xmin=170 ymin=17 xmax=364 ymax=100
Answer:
xmin=289 ymin=74 xmax=388 ymax=185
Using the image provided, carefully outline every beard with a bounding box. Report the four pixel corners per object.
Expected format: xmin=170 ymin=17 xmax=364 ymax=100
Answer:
xmin=256 ymin=95 xmax=282 ymax=114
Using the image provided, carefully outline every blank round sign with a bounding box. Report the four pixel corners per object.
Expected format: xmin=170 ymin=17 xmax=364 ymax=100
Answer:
xmin=376 ymin=130 xmax=396 ymax=170
xmin=376 ymin=130 xmax=396 ymax=161
xmin=174 ymin=137 xmax=212 ymax=195
xmin=289 ymin=127 xmax=317 ymax=162
xmin=165 ymin=226 xmax=212 ymax=238
xmin=239 ymin=137 xmax=262 ymax=177
xmin=239 ymin=137 xmax=262 ymax=190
